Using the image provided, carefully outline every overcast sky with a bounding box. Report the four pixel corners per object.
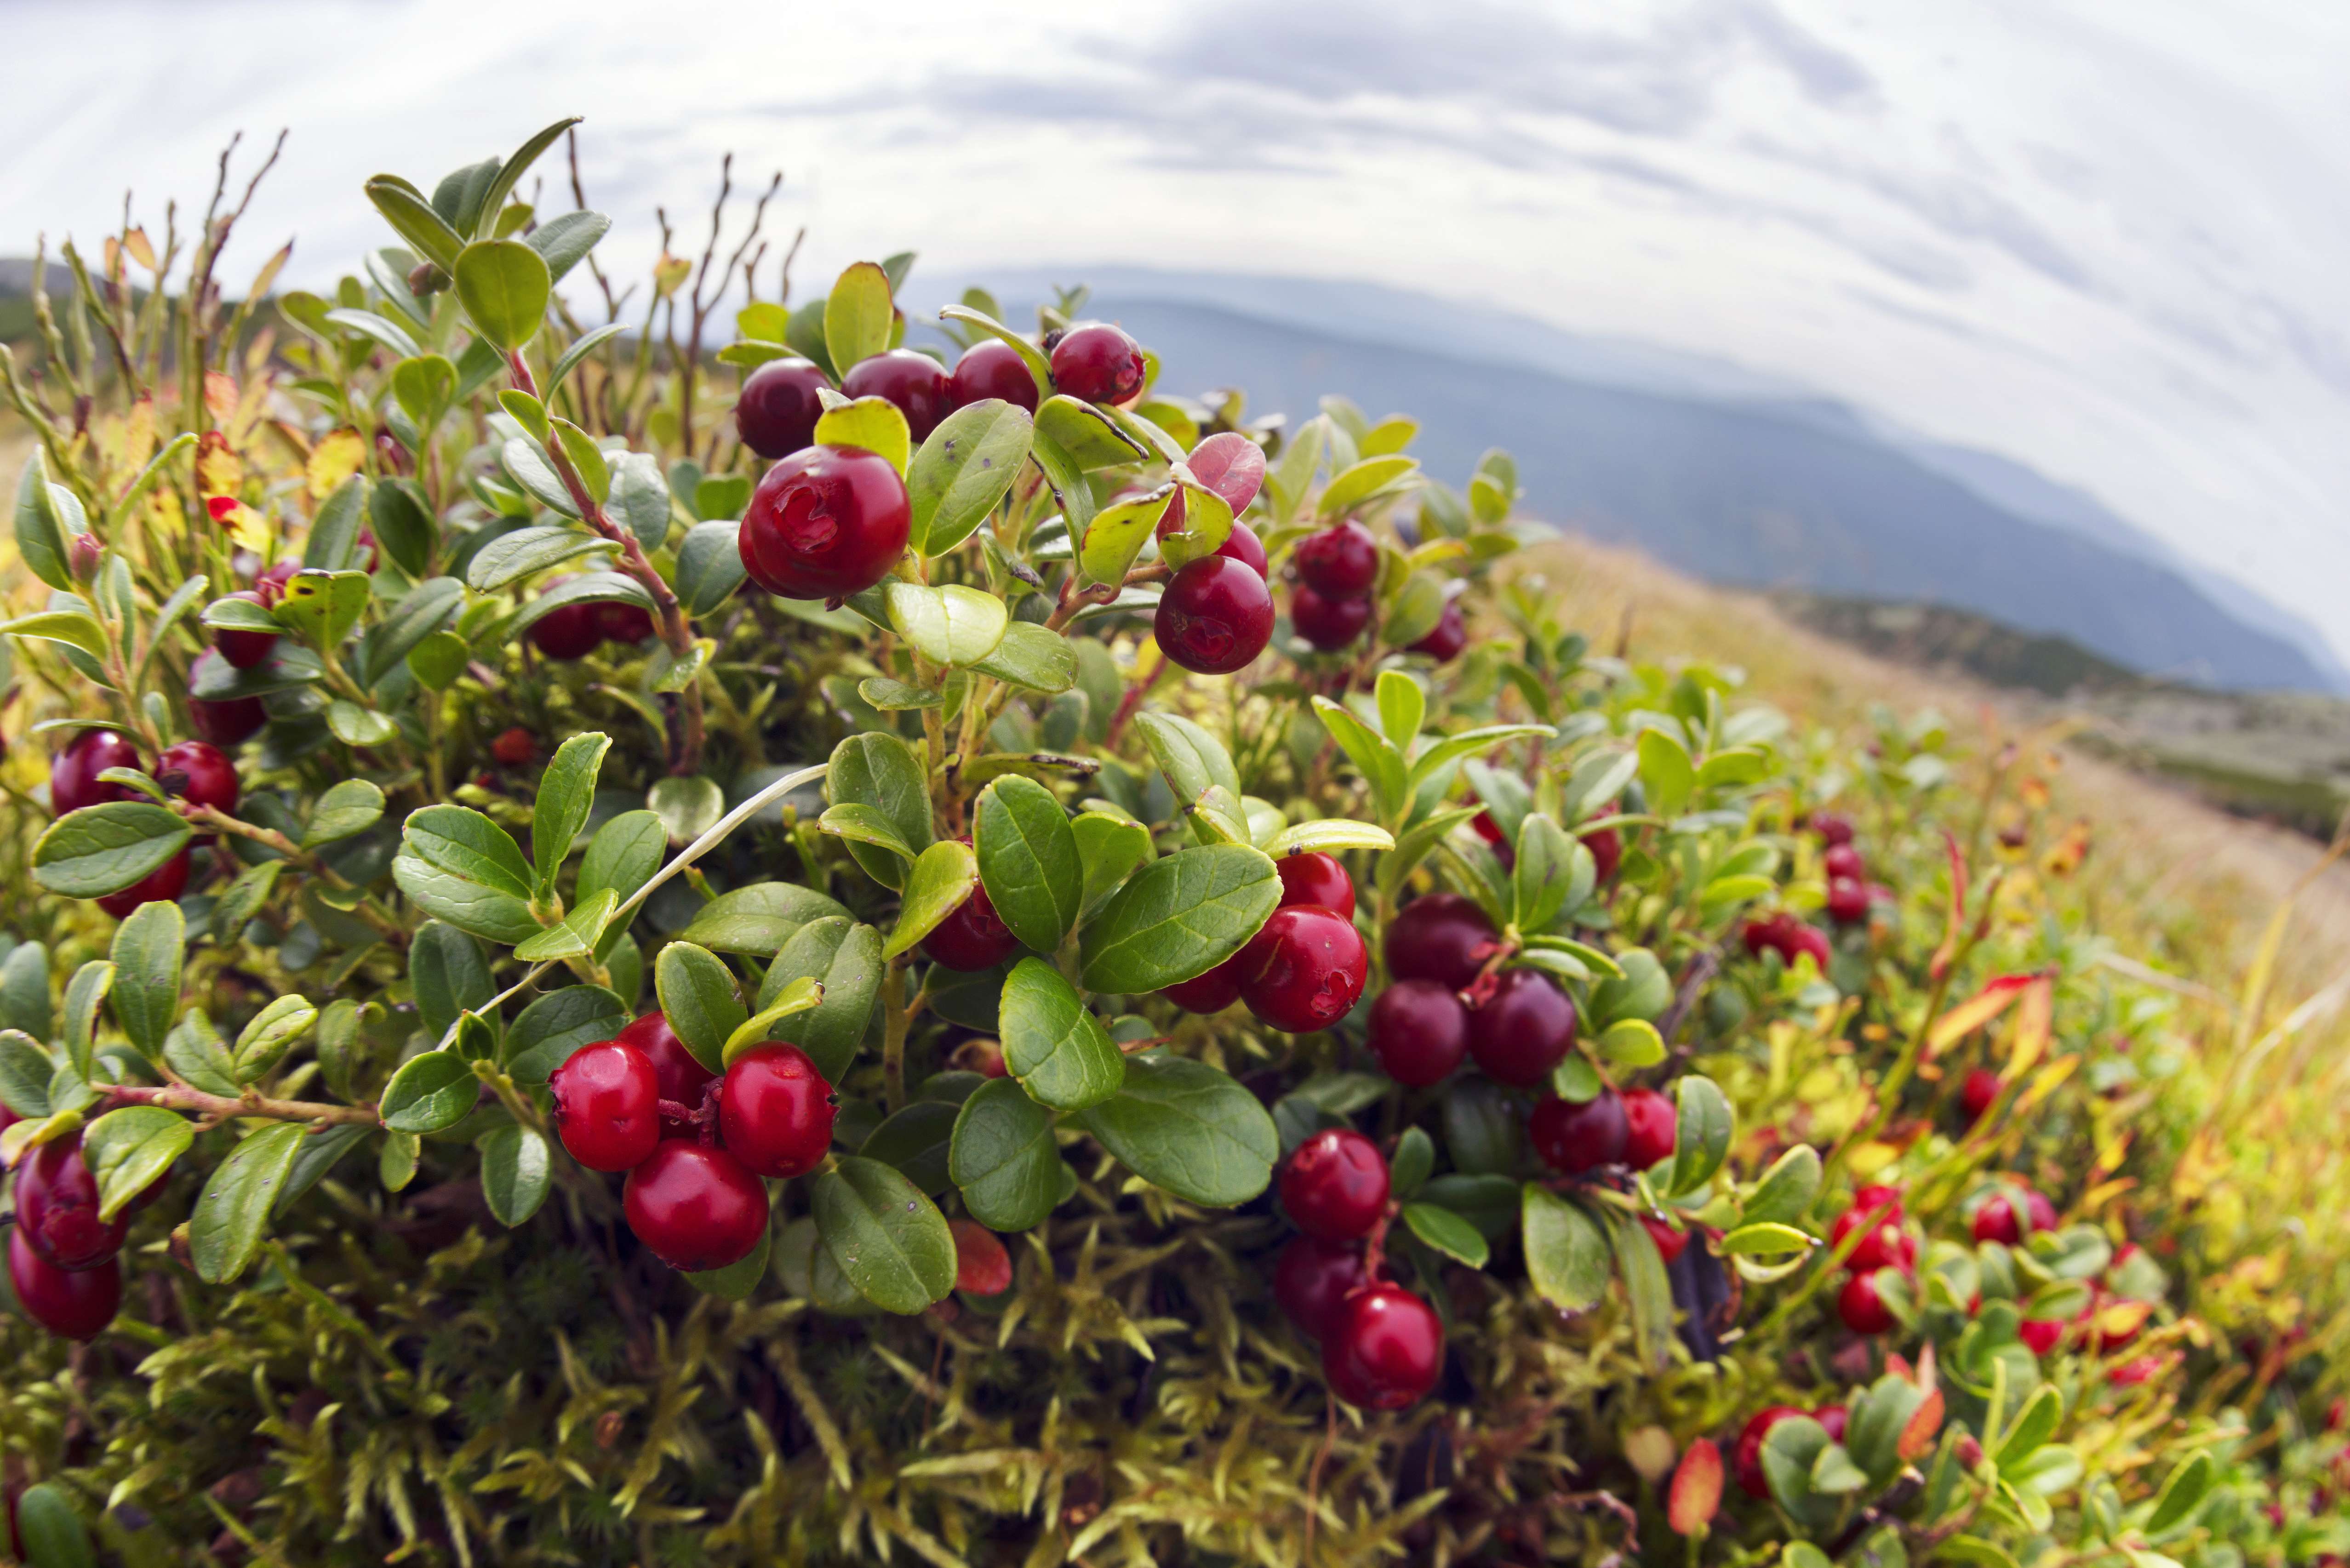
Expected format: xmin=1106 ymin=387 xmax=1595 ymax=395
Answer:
xmin=6 ymin=0 xmax=2349 ymax=657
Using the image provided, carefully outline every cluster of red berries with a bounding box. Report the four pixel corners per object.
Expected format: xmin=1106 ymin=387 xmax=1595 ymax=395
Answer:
xmin=196 ymin=545 xmax=377 ymax=747
xmin=49 ymin=728 xmax=240 ymax=917
xmin=1271 ymin=1129 xmax=1445 ymax=1409
xmin=1363 ymin=893 xmax=1564 ymax=1086
xmin=1162 ymin=852 xmax=1368 ymax=1032
xmin=527 ymin=589 xmax=657 ymax=662
xmin=1827 ymin=1183 xmax=1916 ymax=1335
xmin=1812 ymin=810 xmax=1876 ymax=927
xmin=4 ymin=1131 xmax=166 ymax=1340
xmin=547 ymin=1012 xmax=835 ymax=1272
xmin=1153 ymin=434 xmax=1275 ymax=677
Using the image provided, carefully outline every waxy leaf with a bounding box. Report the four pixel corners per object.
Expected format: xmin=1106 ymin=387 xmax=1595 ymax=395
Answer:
xmin=34 ymin=804 xmax=191 ymax=898
xmin=823 ymin=261 xmax=895 ymax=374
xmin=676 ymin=881 xmax=852 ymax=953
xmin=1523 ymin=1184 xmax=1609 ymax=1310
xmin=478 ymin=1124 xmax=552 ymax=1226
xmin=860 ymin=1100 xmax=958 ymax=1195
xmin=504 ymin=985 xmax=629 ymax=1086
xmin=1077 ymin=1055 xmax=1277 ymax=1208
xmin=886 ymin=582 xmax=1008 ymax=668
xmin=760 ymin=917 xmax=884 ymax=1084
xmin=828 ymin=731 xmax=935 ymax=892
xmin=909 ymin=398 xmax=1032 ymax=555
xmin=950 ymin=1077 xmax=1061 ymax=1231
xmin=968 ymin=622 xmax=1077 ymax=693
xmin=885 ymin=840 xmax=980 ymax=960
xmin=654 ymin=941 xmax=747 ymax=1072
xmin=107 ymin=900 xmax=183 ymax=1060
xmin=454 ymin=237 xmax=550 ymax=352
xmin=191 ymin=1122 xmax=306 ymax=1283
xmin=532 ymin=731 xmax=610 ymax=889
xmin=83 ymin=1106 xmax=192 ymax=1221
xmin=1077 ymin=844 xmax=1279 ymax=994
xmin=974 ymin=776 xmax=1083 ymax=953
xmin=1000 ymin=958 xmax=1125 ymax=1111
xmin=379 ymin=1050 xmax=479 ymax=1133
xmin=814 ymin=1155 xmax=956 ymax=1314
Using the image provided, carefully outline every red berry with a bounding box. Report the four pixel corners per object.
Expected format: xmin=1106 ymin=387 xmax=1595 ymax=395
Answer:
xmin=1971 ymin=1187 xmax=2058 ymax=1245
xmin=739 ymin=445 xmax=911 ymax=601
xmin=213 ymin=589 xmax=281 ymax=668
xmin=16 ymin=1135 xmax=127 ymax=1271
xmin=1162 ymin=953 xmax=1244 ymax=1015
xmin=1406 ymin=600 xmax=1466 ymax=661
xmin=718 ymin=1043 xmax=836 ymax=1179
xmin=549 ymin=1041 xmax=662 ymax=1172
xmin=1824 ymin=844 xmax=1864 ymax=881
xmin=924 ymin=881 xmax=1020 ymax=971
xmin=1237 ymin=905 xmax=1368 ymax=1033
xmin=1293 ymin=521 xmax=1379 ymax=597
xmin=1734 ymin=1406 xmax=1804 ymax=1498
xmin=841 ymin=349 xmax=952 ymax=441
xmin=1280 ymin=1128 xmax=1389 ymax=1242
xmin=734 ymin=356 xmax=832 ymax=459
xmin=1852 ymin=1184 xmax=1904 ymax=1224
xmin=2108 ymin=1354 xmax=2163 ymax=1387
xmin=2019 ymin=1317 xmax=2065 ymax=1356
xmin=1366 ymin=980 xmax=1469 ymax=1086
xmin=1275 ymin=852 xmax=1354 ymax=919
xmin=490 ymin=727 xmax=538 ymax=767
xmin=1048 ymin=322 xmax=1146 ymax=404
xmin=1273 ymin=1235 xmax=1370 ymax=1339
xmin=1826 ymin=877 xmax=1869 ymax=924
xmin=1830 ymin=1209 xmax=1914 ymax=1273
xmin=1470 ymin=810 xmax=1510 ymax=854
xmin=1582 ymin=824 xmax=1623 ymax=884
xmin=7 ymin=1229 xmax=120 ymax=1341
xmin=946 ymin=339 xmax=1040 ymax=413
xmin=1813 ymin=811 xmax=1856 ymax=846
xmin=598 ymin=600 xmax=657 ymax=644
xmin=950 ymin=1218 xmax=1013 ymax=1295
xmin=1468 ymin=968 xmax=1576 ymax=1087
xmin=1838 ymin=1270 xmax=1897 ymax=1335
xmin=97 ymin=849 xmax=189 ymax=919
xmin=1740 ymin=918 xmax=1779 ymax=957
xmin=622 ymin=1140 xmax=770 ymax=1272
xmin=188 ymin=650 xmax=266 ymax=747
xmin=1289 ymin=582 xmax=1371 ymax=651
xmin=617 ymin=1012 xmax=715 ymax=1107
xmin=1814 ymin=1403 xmax=1849 ymax=1443
xmin=1155 ymin=506 xmax=1269 ymax=577
xmin=155 ymin=740 xmax=238 ymax=817
xmin=529 ymin=598 xmax=605 ymax=660
xmin=1619 ymin=1088 xmax=1677 ymax=1170
xmin=1961 ymin=1068 xmax=1999 ymax=1123
xmin=1155 ymin=557 xmax=1274 ymax=675
xmin=1780 ymin=921 xmax=1832 ymax=971
xmin=1529 ymin=1090 xmax=1627 ymax=1174
xmin=1386 ymin=894 xmax=1498 ymax=992
xmin=1323 ymin=1284 xmax=1443 ymax=1410
xmin=1185 ymin=432 xmax=1268 ymax=515
xmin=1642 ymin=1214 xmax=1690 ymax=1264
xmin=50 ymin=729 xmax=143 ymax=815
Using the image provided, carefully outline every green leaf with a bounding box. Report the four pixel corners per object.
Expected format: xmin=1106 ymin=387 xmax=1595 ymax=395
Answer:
xmin=528 ymin=209 xmax=612 ymax=286
xmin=974 ymin=776 xmax=1083 ymax=954
xmin=1595 ymin=1018 xmax=1666 ymax=1068
xmin=503 ymin=984 xmax=629 ymax=1086
xmin=814 ymin=395 xmax=913 ymax=477
xmin=190 ymin=1121 xmax=306 ymax=1283
xmin=828 ymin=731 xmax=935 ymax=892
xmin=950 ymin=1077 xmax=1061 ymax=1231
xmin=472 ymin=117 xmax=580 ymax=239
xmin=821 ymin=802 xmax=918 ymax=863
xmin=675 ymin=519 xmax=745 ymax=615
xmin=676 ymin=881 xmax=852 ymax=954
xmin=82 ymin=1106 xmax=192 ymax=1221
xmin=272 ymin=569 xmax=373 ymax=650
xmin=722 ymin=975 xmax=825 ymax=1065
xmin=379 ymin=1050 xmax=478 ymax=1133
xmin=15 ymin=454 xmax=88 ymax=593
xmin=234 ymin=994 xmax=316 ymax=1083
xmin=162 ymin=1013 xmax=238 ymax=1098
xmin=1810 ymin=1443 xmax=1869 ymax=1494
xmin=1719 ymin=1221 xmax=1813 ymax=1258
xmin=1000 ymin=958 xmax=1125 ymax=1111
xmin=1522 ymin=1185 xmax=1609 ymax=1309
xmin=364 ymin=573 xmax=465 ymax=683
xmin=1077 ymin=844 xmax=1279 ymax=994
xmin=1744 ymin=1144 xmax=1823 ymax=1227
xmin=968 ymin=621 xmax=1077 ymax=693
xmin=683 ymin=1222 xmax=773 ymax=1300
xmin=1263 ymin=819 xmax=1395 ymax=856
xmin=62 ymin=960 xmax=110 ymax=1077
xmin=391 ymin=354 xmax=457 ymax=432
xmin=578 ymin=809 xmax=665 ymax=916
xmin=477 ymin=1124 xmax=552 ymax=1226
xmin=1318 ymin=455 xmax=1418 ymax=517
xmin=548 ymin=322 xmax=625 ymax=395
xmin=1074 ymin=485 xmax=1172 ymax=587
xmin=513 ymin=888 xmax=618 ymax=962
xmin=326 ymin=700 xmax=398 ymax=747
xmin=403 ymin=804 xmax=533 ymax=898
xmin=465 ymin=524 xmax=613 ymax=591
xmin=1662 ymin=1074 xmax=1735 ymax=1197
xmin=860 ymin=1100 xmax=958 ymax=1194
xmin=1 ymin=609 xmax=107 ymax=660
xmin=1072 ymin=812 xmax=1153 ymax=918
xmin=909 ymin=398 xmax=1033 ymax=555
xmin=936 ymin=303 xmax=1053 ymax=393
xmin=271 ymin=1122 xmax=366 ymax=1217
xmin=1375 ymin=668 xmax=1425 ymax=747
xmin=760 ymin=918 xmax=884 ymax=1084
xmin=885 ymin=582 xmax=1008 ymax=667
xmin=531 ymin=732 xmax=610 ymax=889
xmin=885 ymin=840 xmax=980 ymax=960
xmin=1310 ymin=697 xmax=1407 ymax=822
xmin=1134 ymin=712 xmax=1241 ymax=807
xmin=0 ymin=944 xmax=51 ymax=1043
xmin=1077 ymin=1054 xmax=1277 ymax=1207
xmin=406 ymin=630 xmax=469 ymax=690
xmin=647 ymin=775 xmax=724 ymax=846
xmin=823 ymin=261 xmax=895 ymax=373
xmin=324 ymin=307 xmax=422 ymax=360
xmin=365 ymin=174 xmax=463 ymax=271
xmin=654 ymin=941 xmax=747 ymax=1072
xmin=1846 ymin=1373 xmax=1928 ymax=1487
xmin=610 ymin=451 xmax=675 ymax=549
xmin=1512 ymin=813 xmax=1581 ymax=933
xmin=1995 ymin=1384 xmax=2062 ymax=1467
xmin=0 ymin=1029 xmax=54 ymax=1117
xmin=1588 ymin=947 xmax=1670 ymax=1026
xmin=813 ymin=1155 xmax=956 ymax=1313
xmin=1403 ymin=1202 xmax=1489 ymax=1268
xmin=1611 ymin=1210 xmax=1677 ymax=1371
xmin=304 ymin=779 xmax=387 ymax=850
xmin=454 ymin=237 xmax=550 ymax=352
xmin=1404 ymin=724 xmax=1552 ymax=797
xmin=500 ymin=436 xmax=580 ymax=517
xmin=1637 ymin=727 xmax=1696 ymax=817
xmin=33 ymin=803 xmax=191 ymax=898
xmin=107 ymin=900 xmax=183 ymax=1060
xmin=2146 ymin=1450 xmax=2213 ymax=1534
xmin=392 ymin=854 xmax=541 ymax=944
xmin=1037 ymin=393 xmax=1151 ymax=474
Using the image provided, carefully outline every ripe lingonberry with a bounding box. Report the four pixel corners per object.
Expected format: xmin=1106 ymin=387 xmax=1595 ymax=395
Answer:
xmin=598 ymin=600 xmax=657 ymax=644
xmin=155 ymin=740 xmax=237 ymax=817
xmin=529 ymin=599 xmax=605 ymax=660
xmin=1971 ymin=1187 xmax=2058 ymax=1244
xmin=1155 ymin=557 xmax=1274 ymax=675
xmin=1582 ymin=823 xmax=1623 ymax=884
xmin=490 ymin=727 xmax=538 ymax=767
xmin=1272 ymin=1236 xmax=1371 ymax=1340
xmin=1293 ymin=521 xmax=1379 ymax=597
xmin=188 ymin=650 xmax=266 ymax=747
xmin=739 ymin=445 xmax=912 ymax=601
xmin=1824 ymin=844 xmax=1864 ymax=881
xmin=97 ymin=850 xmax=189 ymax=919
xmin=1734 ymin=1406 xmax=1804 ymax=1498
xmin=1642 ymin=1214 xmax=1691 ymax=1264
xmin=1744 ymin=912 xmax=1831 ymax=971
xmin=1048 ymin=322 xmax=1146 ymax=404
xmin=1238 ymin=905 xmax=1368 ymax=1033
xmin=1529 ymin=1089 xmax=1627 ymax=1174
xmin=7 ymin=1230 xmax=120 ymax=1341
xmin=1367 ymin=979 xmax=1470 ymax=1086
xmin=1838 ymin=1269 xmax=1897 ymax=1335
xmin=213 ymin=589 xmax=282 ymax=668
xmin=950 ymin=1218 xmax=1014 ymax=1295
xmin=549 ymin=1040 xmax=662 ymax=1172
xmin=616 ymin=1012 xmax=715 ymax=1108
xmin=1961 ymin=1067 xmax=2000 ymax=1123
xmin=50 ymin=729 xmax=143 ymax=815
xmin=1469 ymin=810 xmax=1513 ymax=870
xmin=1162 ymin=953 xmax=1244 ymax=1014
xmin=924 ymin=880 xmax=1020 ymax=971
xmin=1468 ymin=968 xmax=1575 ymax=1087
xmin=1812 ymin=811 xmax=1855 ymax=846
xmin=734 ymin=356 xmax=833 ymax=459
xmin=841 ymin=348 xmax=952 ymax=441
xmin=622 ymin=1140 xmax=771 ymax=1272
xmin=1275 ymin=852 xmax=1354 ymax=919
xmin=719 ymin=1043 xmax=837 ymax=1179
xmin=2019 ymin=1317 xmax=2065 ymax=1356
xmin=1289 ymin=582 xmax=1371 ymax=651
xmin=1814 ymin=1403 xmax=1849 ymax=1443
xmin=1386 ymin=894 xmax=1498 ymax=991
xmin=946 ymin=339 xmax=1039 ymax=413
xmin=16 ymin=1135 xmax=127 ymax=1271
xmin=1619 ymin=1087 xmax=1677 ymax=1170
xmin=1852 ymin=1183 xmax=1904 ymax=1223
xmin=1407 ymin=600 xmax=1466 ymax=661
xmin=1826 ymin=876 xmax=1869 ymax=924
xmin=1280 ymin=1129 xmax=1389 ymax=1242
xmin=1830 ymin=1209 xmax=1915 ymax=1273
xmin=1323 ymin=1284 xmax=1443 ymax=1410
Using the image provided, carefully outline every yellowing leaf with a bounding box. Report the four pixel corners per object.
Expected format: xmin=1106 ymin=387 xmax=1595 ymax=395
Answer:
xmin=195 ymin=430 xmax=244 ymax=496
xmin=1927 ymin=972 xmax=2039 ymax=1056
xmin=308 ymin=428 xmax=367 ymax=501
xmin=205 ymin=371 xmax=241 ymax=427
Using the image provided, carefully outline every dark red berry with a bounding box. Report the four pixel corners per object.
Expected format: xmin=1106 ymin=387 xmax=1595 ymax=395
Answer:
xmin=946 ymin=338 xmax=1039 ymax=413
xmin=1961 ymin=1068 xmax=1999 ymax=1123
xmin=925 ymin=881 xmax=1019 ymax=971
xmin=1406 ymin=600 xmax=1466 ymax=661
xmin=1826 ymin=877 xmax=1869 ymax=924
xmin=1185 ymin=431 xmax=1267 ymax=516
xmin=549 ymin=1040 xmax=662 ymax=1172
xmin=950 ymin=1218 xmax=1013 ymax=1295
xmin=1642 ymin=1214 xmax=1690 ymax=1264
xmin=598 ymin=600 xmax=657 ymax=644
xmin=1276 ymin=852 xmax=1354 ymax=919
xmin=1839 ymin=1270 xmax=1896 ymax=1335
xmin=1620 ymin=1087 xmax=1676 ymax=1169
xmin=718 ymin=1043 xmax=836 ymax=1179
xmin=739 ymin=445 xmax=911 ymax=601
xmin=1468 ymin=968 xmax=1576 ymax=1087
xmin=490 ymin=727 xmax=538 ymax=767
xmin=97 ymin=849 xmax=189 ymax=919
xmin=617 ymin=1012 xmax=715 ymax=1107
xmin=1367 ymin=980 xmax=1469 ymax=1086
xmin=50 ymin=729 xmax=143 ymax=815
xmin=214 ymin=589 xmax=281 ymax=668
xmin=1824 ymin=844 xmax=1864 ymax=881
xmin=528 ymin=596 xmax=606 ymax=661
xmin=2019 ymin=1317 xmax=2065 ymax=1356
xmin=1529 ymin=1089 xmax=1627 ymax=1174
xmin=155 ymin=740 xmax=237 ymax=817
xmin=1853 ymin=1183 xmax=1904 ymax=1223
xmin=1273 ymin=1235 xmax=1370 ymax=1340
xmin=1155 ymin=507 xmax=1268 ymax=577
xmin=1280 ymin=1129 xmax=1389 ymax=1242
xmin=734 ymin=356 xmax=833 ymax=459
xmin=1830 ymin=1209 xmax=1915 ymax=1273
xmin=1814 ymin=1403 xmax=1849 ymax=1443
xmin=1734 ymin=1406 xmax=1803 ymax=1498
xmin=1048 ymin=322 xmax=1146 ymax=404
xmin=623 ymin=1140 xmax=770 ymax=1272
xmin=1972 ymin=1187 xmax=2058 ymax=1244
xmin=1323 ymin=1283 xmax=1442 ymax=1410
xmin=1385 ymin=894 xmax=1498 ymax=992
xmin=841 ymin=349 xmax=952 ymax=441
xmin=8 ymin=1229 xmax=120 ymax=1341
xmin=1469 ymin=811 xmax=1513 ymax=870
xmin=1155 ymin=557 xmax=1274 ymax=675
xmin=187 ymin=650 xmax=266 ymax=747
xmin=1162 ymin=954 xmax=1244 ymax=1015
xmin=1237 ymin=905 xmax=1368 ymax=1033
xmin=1293 ymin=521 xmax=1379 ymax=597
xmin=1289 ymin=582 xmax=1371 ymax=651
xmin=1582 ymin=824 xmax=1623 ymax=884
xmin=1812 ymin=811 xmax=1855 ymax=846
xmin=16 ymin=1135 xmax=127 ymax=1271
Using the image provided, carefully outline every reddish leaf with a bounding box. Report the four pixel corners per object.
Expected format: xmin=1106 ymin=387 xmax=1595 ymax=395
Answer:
xmin=1897 ymin=1386 xmax=1945 ymax=1462
xmin=1927 ymin=973 xmax=2038 ymax=1056
xmin=949 ymin=1218 xmax=1012 ymax=1296
xmin=1668 ymin=1437 xmax=1722 ymax=1536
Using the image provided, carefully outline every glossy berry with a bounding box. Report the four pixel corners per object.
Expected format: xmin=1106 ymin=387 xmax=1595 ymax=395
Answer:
xmin=1407 ymin=600 xmax=1466 ymax=661
xmin=1238 ymin=905 xmax=1368 ymax=1033
xmin=950 ymin=1218 xmax=1014 ymax=1296
xmin=188 ymin=650 xmax=266 ymax=747
xmin=719 ymin=1043 xmax=837 ymax=1179
xmin=925 ymin=881 xmax=1020 ymax=971
xmin=623 ymin=1140 xmax=771 ymax=1272
xmin=842 ymin=348 xmax=952 ymax=441
xmin=598 ymin=600 xmax=657 ymax=644
xmin=1852 ymin=1183 xmax=1904 ymax=1224
xmin=1734 ymin=1406 xmax=1804 ymax=1498
xmin=1273 ymin=1236 xmax=1371 ymax=1340
xmin=529 ymin=596 xmax=607 ymax=660
xmin=1838 ymin=1269 xmax=1897 ymax=1335
xmin=50 ymin=729 xmax=143 ymax=815
xmin=1830 ymin=1209 xmax=1915 ymax=1273
xmin=490 ymin=727 xmax=538 ymax=767
xmin=1582 ymin=823 xmax=1623 ymax=884
xmin=1529 ymin=1089 xmax=1628 ymax=1174
xmin=1289 ymin=581 xmax=1371 ymax=652
xmin=617 ymin=1012 xmax=715 ymax=1108
xmin=1824 ymin=844 xmax=1864 ymax=881
xmin=1364 ymin=981 xmax=1467 ymax=1087
xmin=1385 ymin=894 xmax=1498 ymax=991
xmin=1812 ymin=811 xmax=1856 ymax=846
xmin=1048 ymin=321 xmax=1146 ymax=404
xmin=734 ymin=356 xmax=833 ymax=459
xmin=1162 ymin=954 xmax=1244 ymax=1015
xmin=1642 ymin=1214 xmax=1691 ymax=1265
xmin=1815 ymin=1403 xmax=1850 ymax=1443
xmin=1469 ymin=810 xmax=1513 ymax=870
xmin=1323 ymin=1284 xmax=1443 ymax=1410
xmin=1961 ymin=1068 xmax=2000 ymax=1123
xmin=2019 ymin=1317 xmax=2065 ymax=1356
xmin=1275 ymin=852 xmax=1354 ymax=919
xmin=549 ymin=1041 xmax=662 ymax=1172
xmin=1620 ymin=1087 xmax=1677 ymax=1170
xmin=97 ymin=849 xmax=189 ymax=919
xmin=1826 ymin=876 xmax=1869 ymax=924
xmin=1155 ymin=557 xmax=1274 ymax=675
xmin=7 ymin=1230 xmax=119 ymax=1341
xmin=739 ymin=445 xmax=912 ymax=601
xmin=16 ymin=1136 xmax=127 ymax=1271
xmin=1743 ymin=912 xmax=1831 ymax=972
xmin=1468 ymin=968 xmax=1576 ymax=1087
xmin=1280 ymin=1129 xmax=1389 ymax=1242
xmin=155 ymin=740 xmax=237 ymax=817
xmin=1972 ymin=1187 xmax=2058 ymax=1244
xmin=946 ymin=338 xmax=1039 ymax=412
xmin=1293 ymin=521 xmax=1379 ymax=597
xmin=213 ymin=588 xmax=281 ymax=667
